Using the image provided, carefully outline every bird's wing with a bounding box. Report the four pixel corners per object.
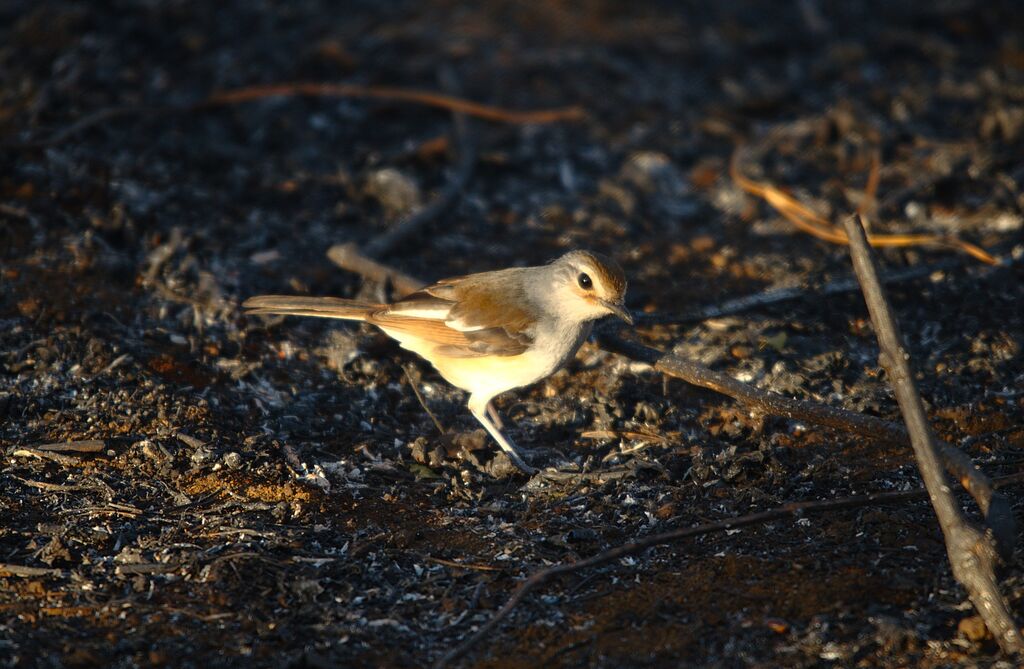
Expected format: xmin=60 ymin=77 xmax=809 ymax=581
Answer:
xmin=368 ymin=269 xmax=535 ymax=358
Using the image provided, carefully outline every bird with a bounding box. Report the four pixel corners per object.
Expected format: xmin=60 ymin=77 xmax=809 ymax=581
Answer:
xmin=243 ymin=250 xmax=632 ymax=474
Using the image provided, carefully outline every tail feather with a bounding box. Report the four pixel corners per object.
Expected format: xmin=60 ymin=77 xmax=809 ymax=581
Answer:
xmin=243 ymin=295 xmax=381 ymax=321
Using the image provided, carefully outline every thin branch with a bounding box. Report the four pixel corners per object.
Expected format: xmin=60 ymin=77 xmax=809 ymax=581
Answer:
xmin=434 ymin=472 xmax=1024 ymax=667
xmin=595 ymin=328 xmax=1016 ymax=558
xmin=325 ymin=242 xmax=425 ymax=296
xmin=426 ymin=556 xmax=505 ymax=572
xmin=362 ymin=68 xmax=476 ymax=258
xmin=35 ymin=439 xmax=106 ymax=453
xmin=202 ymin=82 xmax=585 ymax=124
xmin=404 ymin=365 xmax=446 ymax=436
xmin=0 ymin=563 xmax=67 ymax=578
xmin=842 ymin=213 xmax=1023 ymax=654
xmin=637 ymin=259 xmax=961 ymax=325
xmin=9 ymin=82 xmax=583 ymax=149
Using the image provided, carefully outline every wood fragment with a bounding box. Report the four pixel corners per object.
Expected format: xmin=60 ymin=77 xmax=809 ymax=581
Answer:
xmin=36 ymin=439 xmax=105 ymax=453
xmin=0 ymin=563 xmax=65 ymax=578
xmin=115 ymin=563 xmax=181 ymax=576
xmin=175 ymin=431 xmax=206 ymax=449
xmin=10 ymin=449 xmax=82 ymax=466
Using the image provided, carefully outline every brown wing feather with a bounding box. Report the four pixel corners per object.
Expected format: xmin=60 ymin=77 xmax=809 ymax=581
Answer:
xmin=367 ymin=313 xmax=474 ymax=346
xmin=371 ymin=268 xmax=536 ymax=357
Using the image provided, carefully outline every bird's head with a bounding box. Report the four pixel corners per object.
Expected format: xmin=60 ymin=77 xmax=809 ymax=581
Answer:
xmin=547 ymin=250 xmax=632 ymax=325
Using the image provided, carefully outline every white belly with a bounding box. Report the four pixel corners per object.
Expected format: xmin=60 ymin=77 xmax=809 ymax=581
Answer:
xmin=382 ymin=320 xmax=592 ymax=401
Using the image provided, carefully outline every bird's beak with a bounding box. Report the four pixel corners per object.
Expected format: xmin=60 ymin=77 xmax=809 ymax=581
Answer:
xmin=600 ymin=299 xmax=634 ymax=325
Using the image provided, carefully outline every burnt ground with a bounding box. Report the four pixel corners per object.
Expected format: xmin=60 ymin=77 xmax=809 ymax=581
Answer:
xmin=2 ymin=1 xmax=1024 ymax=667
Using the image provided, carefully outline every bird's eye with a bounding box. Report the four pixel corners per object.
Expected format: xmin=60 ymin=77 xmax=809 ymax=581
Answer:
xmin=577 ymin=273 xmax=593 ymax=290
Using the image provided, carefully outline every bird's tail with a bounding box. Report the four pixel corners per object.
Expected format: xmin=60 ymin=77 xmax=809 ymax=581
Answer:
xmin=243 ymin=295 xmax=383 ymax=321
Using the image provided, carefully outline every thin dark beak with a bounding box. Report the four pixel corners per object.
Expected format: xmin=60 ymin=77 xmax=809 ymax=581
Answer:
xmin=601 ymin=299 xmax=634 ymax=325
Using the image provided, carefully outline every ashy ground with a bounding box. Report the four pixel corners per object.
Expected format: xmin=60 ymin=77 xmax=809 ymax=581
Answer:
xmin=2 ymin=1 xmax=1023 ymax=667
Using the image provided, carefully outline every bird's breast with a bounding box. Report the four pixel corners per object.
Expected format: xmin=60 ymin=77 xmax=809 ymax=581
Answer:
xmin=428 ymin=320 xmax=591 ymax=399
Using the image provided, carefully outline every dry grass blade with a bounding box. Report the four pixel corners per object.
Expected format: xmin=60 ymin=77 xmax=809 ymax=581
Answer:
xmin=730 ymin=148 xmax=997 ymax=265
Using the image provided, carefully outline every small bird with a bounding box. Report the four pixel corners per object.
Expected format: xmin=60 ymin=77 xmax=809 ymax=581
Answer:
xmin=243 ymin=250 xmax=632 ymax=474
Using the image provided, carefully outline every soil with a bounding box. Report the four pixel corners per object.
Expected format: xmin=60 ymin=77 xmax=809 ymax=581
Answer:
xmin=2 ymin=1 xmax=1024 ymax=667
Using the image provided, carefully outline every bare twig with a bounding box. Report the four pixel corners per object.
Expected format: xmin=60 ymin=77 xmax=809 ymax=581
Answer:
xmin=7 ymin=105 xmax=176 ymax=149
xmin=365 ymin=112 xmax=473 ymax=257
xmin=0 ymin=563 xmax=66 ymax=578
xmin=534 ymin=467 xmax=636 ymax=483
xmin=426 ymin=556 xmax=504 ymax=572
xmin=362 ymin=69 xmax=476 ymax=258
xmin=201 ymin=82 xmax=585 ymax=124
xmin=36 ymin=439 xmax=106 ymax=454
xmin=9 ymin=82 xmax=582 ymax=149
xmin=326 ymin=242 xmax=425 ymax=296
xmin=404 ymin=365 xmax=446 ymax=436
xmin=435 ymin=472 xmax=1024 ymax=667
xmin=637 ymin=259 xmax=960 ymax=325
xmin=12 ymin=477 xmax=87 ymax=493
xmin=841 ymin=213 xmax=1023 ymax=654
xmin=595 ymin=328 xmax=1016 ymax=557
xmin=10 ymin=448 xmax=83 ymax=466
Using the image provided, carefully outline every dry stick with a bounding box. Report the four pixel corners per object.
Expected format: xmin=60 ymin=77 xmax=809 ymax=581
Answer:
xmin=363 ymin=69 xmax=475 ymax=258
xmin=327 ymin=72 xmax=476 ymax=281
xmin=841 ymin=213 xmax=1024 ymax=654
xmin=637 ymin=259 xmax=960 ymax=326
xmin=202 ymin=82 xmax=585 ymax=124
xmin=434 ymin=472 xmax=1024 ymax=667
xmin=404 ymin=365 xmax=446 ymax=436
xmin=9 ymin=83 xmax=582 ymax=149
xmin=36 ymin=439 xmax=106 ymax=453
xmin=326 ymin=243 xmax=425 ymax=296
xmin=595 ymin=329 xmax=1016 ymax=558
xmin=326 ymin=246 xmax=1016 ymax=557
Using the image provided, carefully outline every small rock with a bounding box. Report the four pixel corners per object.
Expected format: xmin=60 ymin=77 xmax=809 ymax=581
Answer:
xmin=409 ymin=437 xmax=430 ymax=464
xmin=191 ymin=446 xmax=214 ymax=466
xmin=138 ymin=440 xmax=166 ymax=462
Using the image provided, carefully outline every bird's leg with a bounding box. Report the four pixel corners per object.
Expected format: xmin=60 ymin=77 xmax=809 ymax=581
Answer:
xmin=468 ymin=396 xmax=536 ymax=474
xmin=486 ymin=402 xmax=504 ymax=430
